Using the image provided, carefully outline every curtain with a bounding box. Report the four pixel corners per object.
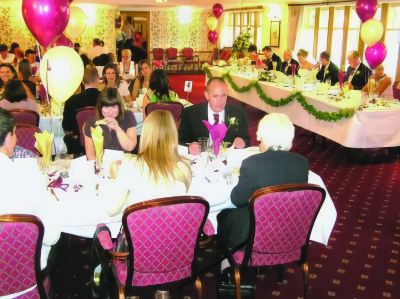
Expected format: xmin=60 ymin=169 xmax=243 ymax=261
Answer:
xmin=287 ymin=6 xmax=303 ymax=51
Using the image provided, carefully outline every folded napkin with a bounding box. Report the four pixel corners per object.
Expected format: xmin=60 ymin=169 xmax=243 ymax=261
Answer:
xmin=34 ymin=130 xmax=53 ymax=168
xmin=338 ymin=71 xmax=346 ymax=89
xmin=91 ymin=125 xmax=104 ymax=167
xmin=202 ymin=120 xmax=228 ymax=156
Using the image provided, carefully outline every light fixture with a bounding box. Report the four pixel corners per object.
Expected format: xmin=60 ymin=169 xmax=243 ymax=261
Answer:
xmin=177 ymin=6 xmax=193 ymax=24
xmin=155 ymin=0 xmax=167 ymax=3
xmin=268 ymin=4 xmax=282 ymax=21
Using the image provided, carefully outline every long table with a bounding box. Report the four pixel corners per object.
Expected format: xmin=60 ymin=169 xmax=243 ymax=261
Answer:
xmin=208 ymin=66 xmax=400 ymax=148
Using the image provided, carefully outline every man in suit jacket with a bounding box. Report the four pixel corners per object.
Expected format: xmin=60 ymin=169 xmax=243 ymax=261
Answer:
xmin=316 ymin=51 xmax=339 ymax=85
xmin=343 ymin=50 xmax=372 ymax=90
xmin=178 ymin=77 xmax=250 ymax=155
xmin=62 ymin=65 xmax=100 ymax=155
xmin=217 ymin=113 xmax=309 ymax=249
xmin=262 ymin=46 xmax=282 ymax=72
xmin=279 ymin=49 xmax=299 ymax=76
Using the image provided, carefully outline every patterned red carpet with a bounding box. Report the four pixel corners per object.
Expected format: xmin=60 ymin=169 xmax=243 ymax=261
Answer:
xmin=170 ymin=74 xmax=400 ymax=299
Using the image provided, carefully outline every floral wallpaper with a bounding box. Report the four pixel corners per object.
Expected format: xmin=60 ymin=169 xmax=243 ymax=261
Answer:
xmin=150 ymin=10 xmax=214 ymax=53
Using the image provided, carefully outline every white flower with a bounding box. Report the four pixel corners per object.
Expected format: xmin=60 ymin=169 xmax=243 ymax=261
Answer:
xmin=228 ymin=117 xmax=238 ymax=126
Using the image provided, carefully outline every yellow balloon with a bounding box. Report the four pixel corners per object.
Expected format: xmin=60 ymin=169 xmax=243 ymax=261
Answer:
xmin=65 ymin=7 xmax=87 ymax=40
xmin=207 ymin=16 xmax=218 ymax=31
xmin=40 ymin=46 xmax=84 ymax=103
xmin=361 ymin=19 xmax=383 ymax=47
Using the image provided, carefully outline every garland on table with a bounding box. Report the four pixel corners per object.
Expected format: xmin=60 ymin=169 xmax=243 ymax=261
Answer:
xmin=203 ymin=67 xmax=355 ymax=122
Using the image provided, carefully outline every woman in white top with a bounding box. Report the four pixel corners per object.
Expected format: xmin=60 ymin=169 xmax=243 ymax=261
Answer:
xmin=107 ymin=110 xmax=191 ymax=216
xmin=362 ymin=64 xmax=393 ymax=98
xmin=119 ymin=49 xmax=135 ymax=82
xmin=102 ymin=63 xmax=132 ymax=104
xmin=297 ymin=49 xmax=315 ymax=71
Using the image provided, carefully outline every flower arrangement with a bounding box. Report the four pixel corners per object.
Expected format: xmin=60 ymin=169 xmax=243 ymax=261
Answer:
xmin=258 ymin=70 xmax=275 ymax=82
xmin=231 ymin=29 xmax=252 ymax=58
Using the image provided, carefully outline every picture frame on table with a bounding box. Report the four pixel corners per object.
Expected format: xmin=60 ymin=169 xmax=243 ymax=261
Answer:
xmin=270 ymin=21 xmax=281 ymax=48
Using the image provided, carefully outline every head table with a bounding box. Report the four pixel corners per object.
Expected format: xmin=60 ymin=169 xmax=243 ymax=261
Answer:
xmin=206 ymin=66 xmax=400 ymax=148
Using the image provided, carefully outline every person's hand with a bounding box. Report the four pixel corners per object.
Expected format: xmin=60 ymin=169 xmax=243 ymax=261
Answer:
xmin=188 ymin=142 xmax=201 ymax=155
xmin=233 ymin=137 xmax=245 ymax=149
xmin=104 ymin=117 xmax=120 ymax=131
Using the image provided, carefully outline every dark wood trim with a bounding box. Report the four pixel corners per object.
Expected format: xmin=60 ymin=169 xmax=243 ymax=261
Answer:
xmin=341 ymin=6 xmax=350 ymax=68
xmin=327 ymin=7 xmax=335 ymax=53
xmin=313 ymin=8 xmax=321 ymax=59
xmin=380 ymin=3 xmax=389 ymax=43
xmin=225 ymin=6 xmax=263 ymax=12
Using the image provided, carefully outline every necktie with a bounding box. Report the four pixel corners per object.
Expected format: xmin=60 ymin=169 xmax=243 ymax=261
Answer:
xmin=213 ymin=113 xmax=219 ymax=125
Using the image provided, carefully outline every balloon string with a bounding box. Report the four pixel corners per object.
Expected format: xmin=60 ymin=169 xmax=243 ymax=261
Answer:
xmin=44 ymin=57 xmax=57 ymax=155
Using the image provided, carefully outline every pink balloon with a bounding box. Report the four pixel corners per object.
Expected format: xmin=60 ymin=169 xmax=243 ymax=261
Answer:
xmin=212 ymin=3 xmax=224 ymax=19
xmin=365 ymin=42 xmax=387 ymax=69
xmin=53 ymin=34 xmax=73 ymax=47
xmin=208 ymin=30 xmax=218 ymax=44
xmin=22 ymin=0 xmax=70 ymax=48
xmin=356 ymin=0 xmax=378 ymax=22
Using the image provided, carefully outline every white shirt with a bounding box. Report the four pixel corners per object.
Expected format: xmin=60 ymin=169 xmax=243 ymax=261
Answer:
xmin=347 ymin=63 xmax=361 ymax=84
xmin=87 ymin=45 xmax=108 ymax=60
xmin=119 ymin=61 xmax=135 ymax=81
xmin=0 ymin=52 xmax=15 ymax=64
xmin=207 ymin=103 xmax=225 ymax=125
xmin=118 ymin=80 xmax=131 ymax=97
xmin=31 ymin=62 xmax=40 ymax=77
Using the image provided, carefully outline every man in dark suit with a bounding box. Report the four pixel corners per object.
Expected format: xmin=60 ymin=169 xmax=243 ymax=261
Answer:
xmin=343 ymin=50 xmax=372 ymax=90
xmin=217 ymin=113 xmax=309 ymax=250
xmin=62 ymin=65 xmax=100 ymax=155
xmin=262 ymin=46 xmax=282 ymax=72
xmin=178 ymin=77 xmax=250 ymax=155
xmin=279 ymin=49 xmax=299 ymax=76
xmin=316 ymin=51 xmax=339 ymax=85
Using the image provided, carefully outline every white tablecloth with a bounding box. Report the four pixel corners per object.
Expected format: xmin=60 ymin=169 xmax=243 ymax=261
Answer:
xmin=208 ymin=66 xmax=400 ymax=148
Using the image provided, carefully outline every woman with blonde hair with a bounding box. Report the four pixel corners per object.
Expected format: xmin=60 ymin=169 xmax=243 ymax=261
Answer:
xmin=362 ymin=64 xmax=392 ymax=98
xmin=107 ymin=110 xmax=191 ymax=216
xmin=297 ymin=49 xmax=314 ymax=71
xmin=119 ymin=49 xmax=135 ymax=82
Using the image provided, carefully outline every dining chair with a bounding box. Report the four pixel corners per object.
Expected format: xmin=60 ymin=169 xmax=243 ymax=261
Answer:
xmin=38 ymin=84 xmax=49 ymax=106
xmin=9 ymin=109 xmax=40 ymax=127
xmin=0 ymin=214 xmax=48 ymax=299
xmin=76 ymin=106 xmax=96 ymax=147
xmin=144 ymin=102 xmax=184 ymax=126
xmin=151 ymin=48 xmax=165 ymax=69
xmin=228 ymin=183 xmax=326 ymax=299
xmin=181 ymin=47 xmax=200 ymax=73
xmin=94 ymin=196 xmax=209 ymax=299
xmin=165 ymin=47 xmax=181 ymax=73
xmin=16 ymin=124 xmax=41 ymax=156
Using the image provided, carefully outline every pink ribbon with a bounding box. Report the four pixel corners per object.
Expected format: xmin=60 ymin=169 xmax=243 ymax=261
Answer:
xmin=47 ymin=176 xmax=69 ymax=191
xmin=291 ymin=63 xmax=296 ymax=78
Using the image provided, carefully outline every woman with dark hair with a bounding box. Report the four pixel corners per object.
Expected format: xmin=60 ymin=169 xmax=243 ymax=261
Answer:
xmin=83 ymin=88 xmax=137 ymax=160
xmin=0 ymin=79 xmax=37 ymax=112
xmin=0 ymin=63 xmax=18 ymax=99
xmin=102 ymin=63 xmax=131 ymax=103
xmin=17 ymin=59 xmax=36 ymax=96
xmin=142 ymin=69 xmax=177 ymax=112
xmin=131 ymin=59 xmax=151 ymax=101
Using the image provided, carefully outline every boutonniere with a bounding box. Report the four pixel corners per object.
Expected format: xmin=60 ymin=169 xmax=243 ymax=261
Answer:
xmin=325 ymin=70 xmax=329 ymax=74
xmin=356 ymin=71 xmax=361 ymax=75
xmin=228 ymin=116 xmax=239 ymax=127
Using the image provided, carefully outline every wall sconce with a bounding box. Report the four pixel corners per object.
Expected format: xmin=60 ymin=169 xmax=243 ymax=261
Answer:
xmin=268 ymin=4 xmax=282 ymax=21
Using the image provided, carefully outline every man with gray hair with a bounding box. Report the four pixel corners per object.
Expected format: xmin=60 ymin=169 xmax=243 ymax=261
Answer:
xmin=279 ymin=49 xmax=299 ymax=76
xmin=343 ymin=50 xmax=372 ymax=90
xmin=217 ymin=113 xmax=309 ymax=250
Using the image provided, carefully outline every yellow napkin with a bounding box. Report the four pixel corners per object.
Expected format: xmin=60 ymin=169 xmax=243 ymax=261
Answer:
xmin=34 ymin=131 xmax=53 ymax=169
xmin=91 ymin=125 xmax=104 ymax=165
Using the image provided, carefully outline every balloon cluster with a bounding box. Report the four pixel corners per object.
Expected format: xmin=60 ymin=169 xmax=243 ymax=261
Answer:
xmin=207 ymin=3 xmax=224 ymax=44
xmin=22 ymin=0 xmax=86 ymax=103
xmin=356 ymin=0 xmax=386 ymax=69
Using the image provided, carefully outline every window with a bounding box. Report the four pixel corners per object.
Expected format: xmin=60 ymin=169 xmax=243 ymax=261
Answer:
xmin=331 ymin=8 xmax=345 ymax=67
xmin=382 ymin=4 xmax=400 ymax=79
xmin=295 ymin=7 xmax=315 ymax=60
xmin=220 ymin=10 xmax=263 ymax=51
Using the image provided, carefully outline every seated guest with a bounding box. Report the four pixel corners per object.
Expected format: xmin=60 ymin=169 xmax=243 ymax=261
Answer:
xmin=0 ymin=44 xmax=15 ymax=64
xmin=74 ymin=42 xmax=81 ymax=54
xmin=142 ymin=69 xmax=178 ymax=112
xmin=0 ymin=63 xmax=18 ymax=97
xmin=297 ymin=49 xmax=314 ymax=70
xmin=0 ymin=79 xmax=37 ymax=112
xmin=344 ymin=50 xmax=372 ymax=90
xmin=179 ymin=77 xmax=250 ymax=154
xmin=80 ymin=54 xmax=91 ymax=68
xmin=25 ymin=49 xmax=40 ymax=78
xmin=131 ymin=59 xmax=152 ymax=101
xmin=13 ymin=145 xmax=35 ymax=158
xmin=262 ymin=46 xmax=282 ymax=71
xmin=84 ymin=88 xmax=137 ymax=159
xmin=362 ymin=64 xmax=392 ymax=98
xmin=62 ymin=65 xmax=100 ymax=155
xmin=123 ymin=38 xmax=147 ymax=64
xmin=88 ymin=38 xmax=108 ymax=61
xmin=0 ymin=108 xmax=60 ymax=268
xmin=217 ymin=113 xmax=309 ymax=250
xmin=280 ymin=49 xmax=299 ymax=76
xmin=247 ymin=44 xmax=259 ymax=64
xmin=119 ymin=49 xmax=135 ymax=82
xmin=107 ymin=110 xmax=191 ymax=216
xmin=102 ymin=63 xmax=131 ymax=103
xmin=17 ymin=59 xmax=36 ymax=95
xmin=393 ymin=81 xmax=400 ymax=100
xmin=316 ymin=51 xmax=339 ymax=86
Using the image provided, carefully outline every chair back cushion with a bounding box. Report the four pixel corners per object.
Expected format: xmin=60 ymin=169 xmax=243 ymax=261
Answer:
xmin=38 ymin=84 xmax=48 ymax=106
xmin=0 ymin=215 xmax=44 ymax=298
xmin=235 ymin=185 xmax=324 ymax=266
xmin=166 ymin=48 xmax=178 ymax=60
xmin=9 ymin=109 xmax=40 ymax=127
xmin=76 ymin=107 xmax=96 ymax=147
xmin=144 ymin=102 xmax=184 ymax=124
xmin=123 ymin=198 xmax=208 ymax=287
xmin=182 ymin=48 xmax=193 ymax=60
xmin=153 ymin=48 xmax=164 ymax=60
xmin=16 ymin=124 xmax=41 ymax=156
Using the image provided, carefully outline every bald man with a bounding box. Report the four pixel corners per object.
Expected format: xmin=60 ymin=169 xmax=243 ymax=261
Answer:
xmin=279 ymin=49 xmax=299 ymax=76
xmin=343 ymin=50 xmax=372 ymax=90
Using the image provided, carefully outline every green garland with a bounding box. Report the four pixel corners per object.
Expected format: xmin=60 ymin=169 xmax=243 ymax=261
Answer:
xmin=203 ymin=67 xmax=355 ymax=122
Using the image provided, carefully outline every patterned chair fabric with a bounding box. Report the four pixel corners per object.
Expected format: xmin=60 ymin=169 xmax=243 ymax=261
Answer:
xmin=0 ymin=215 xmax=45 ymax=299
xmin=144 ymin=102 xmax=184 ymax=125
xmin=9 ymin=109 xmax=40 ymax=127
xmin=152 ymin=48 xmax=164 ymax=61
xmin=76 ymin=106 xmax=96 ymax=147
xmin=165 ymin=48 xmax=181 ymax=72
xmin=233 ymin=184 xmax=325 ymax=267
xmin=38 ymin=84 xmax=48 ymax=106
xmin=16 ymin=124 xmax=41 ymax=156
xmin=182 ymin=48 xmax=199 ymax=72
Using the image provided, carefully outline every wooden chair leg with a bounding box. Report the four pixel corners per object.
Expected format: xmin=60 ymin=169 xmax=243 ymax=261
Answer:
xmin=234 ymin=266 xmax=241 ymax=299
xmin=195 ymin=276 xmax=202 ymax=299
xmin=278 ymin=265 xmax=284 ymax=283
xmin=302 ymin=262 xmax=310 ymax=299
